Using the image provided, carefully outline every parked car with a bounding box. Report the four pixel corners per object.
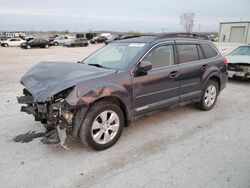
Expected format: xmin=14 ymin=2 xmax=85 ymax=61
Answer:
xmin=64 ymin=38 xmax=89 ymax=47
xmin=49 ymin=34 xmax=59 ymax=42
xmin=25 ymin=36 xmax=34 ymax=42
xmin=227 ymin=45 xmax=250 ymax=80
xmin=1 ymin=38 xmax=25 ymax=47
xmin=105 ymin=35 xmax=142 ymax=45
xmin=100 ymin=33 xmax=113 ymax=40
xmin=90 ymin=36 xmax=107 ymax=44
xmin=20 ymin=39 xmax=52 ymax=49
xmin=52 ymin=35 xmax=75 ymax=46
xmin=17 ymin=33 xmax=228 ymax=150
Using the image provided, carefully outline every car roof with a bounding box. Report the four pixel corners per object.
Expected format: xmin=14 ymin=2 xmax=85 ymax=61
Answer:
xmin=114 ymin=33 xmax=210 ymax=44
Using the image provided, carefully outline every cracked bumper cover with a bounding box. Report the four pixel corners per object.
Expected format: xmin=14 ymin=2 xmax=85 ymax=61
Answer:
xmin=17 ymin=89 xmax=80 ymax=147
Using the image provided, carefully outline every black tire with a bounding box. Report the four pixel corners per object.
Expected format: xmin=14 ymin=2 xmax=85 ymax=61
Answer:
xmin=197 ymin=80 xmax=219 ymax=111
xmin=79 ymin=100 xmax=124 ymax=151
xmin=4 ymin=43 xmax=9 ymax=47
xmin=45 ymin=44 xmax=49 ymax=48
xmin=54 ymin=42 xmax=58 ymax=46
xmin=26 ymin=45 xmax=31 ymax=49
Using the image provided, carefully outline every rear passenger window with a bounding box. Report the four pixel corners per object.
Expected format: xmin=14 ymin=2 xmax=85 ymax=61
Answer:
xmin=200 ymin=43 xmax=218 ymax=58
xmin=177 ymin=45 xmax=199 ymax=63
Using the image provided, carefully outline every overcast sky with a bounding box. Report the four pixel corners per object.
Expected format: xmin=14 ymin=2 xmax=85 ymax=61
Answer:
xmin=0 ymin=0 xmax=250 ymax=32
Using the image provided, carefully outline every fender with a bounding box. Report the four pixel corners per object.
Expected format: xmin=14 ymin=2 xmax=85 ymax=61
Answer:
xmin=66 ymin=82 xmax=132 ymax=138
xmin=202 ymin=69 xmax=222 ymax=91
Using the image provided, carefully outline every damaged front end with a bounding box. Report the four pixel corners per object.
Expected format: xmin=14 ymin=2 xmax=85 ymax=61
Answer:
xmin=17 ymin=87 xmax=75 ymax=149
xmin=228 ymin=63 xmax=250 ymax=79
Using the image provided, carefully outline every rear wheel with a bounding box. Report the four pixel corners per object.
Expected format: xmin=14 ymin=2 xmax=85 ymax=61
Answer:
xmin=197 ymin=80 xmax=219 ymax=111
xmin=26 ymin=45 xmax=31 ymax=49
xmin=45 ymin=44 xmax=49 ymax=48
xmin=4 ymin=43 xmax=9 ymax=47
xmin=54 ymin=42 xmax=58 ymax=46
xmin=79 ymin=100 xmax=124 ymax=150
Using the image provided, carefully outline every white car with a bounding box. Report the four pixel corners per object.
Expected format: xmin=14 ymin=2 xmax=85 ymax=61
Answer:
xmin=100 ymin=33 xmax=113 ymax=40
xmin=227 ymin=45 xmax=250 ymax=80
xmin=52 ymin=35 xmax=75 ymax=46
xmin=0 ymin=38 xmax=26 ymax=47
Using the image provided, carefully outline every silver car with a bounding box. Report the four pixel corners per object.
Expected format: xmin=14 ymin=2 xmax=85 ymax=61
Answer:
xmin=227 ymin=45 xmax=250 ymax=80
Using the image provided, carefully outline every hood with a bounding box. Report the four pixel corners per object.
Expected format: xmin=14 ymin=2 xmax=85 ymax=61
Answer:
xmin=20 ymin=61 xmax=116 ymax=102
xmin=227 ymin=55 xmax=250 ymax=64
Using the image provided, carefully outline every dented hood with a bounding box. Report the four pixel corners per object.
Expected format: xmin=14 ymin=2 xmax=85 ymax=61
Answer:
xmin=20 ymin=61 xmax=116 ymax=102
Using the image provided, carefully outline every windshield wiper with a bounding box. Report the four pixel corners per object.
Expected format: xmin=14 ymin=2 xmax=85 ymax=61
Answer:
xmin=88 ymin=63 xmax=110 ymax=69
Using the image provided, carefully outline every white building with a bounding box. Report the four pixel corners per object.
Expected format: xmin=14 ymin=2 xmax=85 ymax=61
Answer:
xmin=219 ymin=21 xmax=250 ymax=43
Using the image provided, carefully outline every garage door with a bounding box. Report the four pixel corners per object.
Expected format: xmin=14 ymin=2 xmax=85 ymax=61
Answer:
xmin=229 ymin=26 xmax=246 ymax=43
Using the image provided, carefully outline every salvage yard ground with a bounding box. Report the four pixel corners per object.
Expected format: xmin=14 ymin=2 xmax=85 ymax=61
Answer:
xmin=0 ymin=43 xmax=250 ymax=188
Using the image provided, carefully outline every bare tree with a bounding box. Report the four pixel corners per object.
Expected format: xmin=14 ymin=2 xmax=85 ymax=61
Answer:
xmin=179 ymin=12 xmax=195 ymax=33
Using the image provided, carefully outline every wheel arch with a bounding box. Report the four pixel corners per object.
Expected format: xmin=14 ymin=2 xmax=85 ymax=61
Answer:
xmin=203 ymin=71 xmax=221 ymax=92
xmin=71 ymin=95 xmax=130 ymax=138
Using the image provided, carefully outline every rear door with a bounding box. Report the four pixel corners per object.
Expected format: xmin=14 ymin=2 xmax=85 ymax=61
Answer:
xmin=176 ymin=41 xmax=207 ymax=102
xmin=132 ymin=42 xmax=180 ymax=115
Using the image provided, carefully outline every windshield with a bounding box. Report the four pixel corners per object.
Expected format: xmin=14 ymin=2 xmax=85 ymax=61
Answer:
xmin=83 ymin=42 xmax=146 ymax=70
xmin=229 ymin=46 xmax=250 ymax=56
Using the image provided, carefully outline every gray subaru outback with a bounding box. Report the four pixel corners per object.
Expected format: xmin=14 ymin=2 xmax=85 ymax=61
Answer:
xmin=18 ymin=33 xmax=228 ymax=150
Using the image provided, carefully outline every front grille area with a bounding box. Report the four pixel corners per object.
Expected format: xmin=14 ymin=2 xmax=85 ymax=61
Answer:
xmin=228 ymin=65 xmax=244 ymax=72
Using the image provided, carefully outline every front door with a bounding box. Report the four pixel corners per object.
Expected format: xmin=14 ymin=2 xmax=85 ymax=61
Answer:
xmin=132 ymin=43 xmax=180 ymax=116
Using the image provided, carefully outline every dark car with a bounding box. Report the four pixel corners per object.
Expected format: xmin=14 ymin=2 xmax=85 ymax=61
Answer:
xmin=17 ymin=33 xmax=228 ymax=150
xmin=21 ymin=39 xmax=52 ymax=49
xmin=64 ymin=38 xmax=89 ymax=47
xmin=90 ymin=36 xmax=107 ymax=44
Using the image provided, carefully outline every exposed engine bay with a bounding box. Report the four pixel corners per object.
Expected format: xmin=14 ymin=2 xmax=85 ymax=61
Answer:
xmin=17 ymin=87 xmax=75 ymax=149
xmin=228 ymin=63 xmax=250 ymax=79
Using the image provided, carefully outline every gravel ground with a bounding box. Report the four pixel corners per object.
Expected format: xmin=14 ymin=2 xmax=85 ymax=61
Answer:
xmin=0 ymin=43 xmax=249 ymax=188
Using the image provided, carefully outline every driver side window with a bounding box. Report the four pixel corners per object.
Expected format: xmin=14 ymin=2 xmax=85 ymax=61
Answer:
xmin=144 ymin=45 xmax=174 ymax=69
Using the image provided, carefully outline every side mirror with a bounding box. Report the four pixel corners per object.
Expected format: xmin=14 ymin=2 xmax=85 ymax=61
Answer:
xmin=139 ymin=60 xmax=152 ymax=72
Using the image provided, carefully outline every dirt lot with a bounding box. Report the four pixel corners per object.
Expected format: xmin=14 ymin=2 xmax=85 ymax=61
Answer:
xmin=0 ymin=44 xmax=249 ymax=188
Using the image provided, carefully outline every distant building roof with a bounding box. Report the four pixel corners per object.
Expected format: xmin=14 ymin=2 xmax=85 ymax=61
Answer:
xmin=220 ymin=21 xmax=250 ymax=24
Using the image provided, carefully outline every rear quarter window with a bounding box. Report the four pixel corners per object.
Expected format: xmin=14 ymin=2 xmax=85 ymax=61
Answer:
xmin=200 ymin=43 xmax=218 ymax=58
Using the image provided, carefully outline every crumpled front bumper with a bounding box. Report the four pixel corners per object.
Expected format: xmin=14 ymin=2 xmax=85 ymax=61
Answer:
xmin=228 ymin=70 xmax=250 ymax=79
xmin=17 ymin=89 xmax=75 ymax=149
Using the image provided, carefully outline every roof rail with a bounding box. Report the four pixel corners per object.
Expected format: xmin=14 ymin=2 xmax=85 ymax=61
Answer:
xmin=155 ymin=33 xmax=209 ymax=40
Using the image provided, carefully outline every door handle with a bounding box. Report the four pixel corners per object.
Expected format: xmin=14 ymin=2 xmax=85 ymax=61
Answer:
xmin=201 ymin=64 xmax=208 ymax=71
xmin=169 ymin=71 xmax=179 ymax=78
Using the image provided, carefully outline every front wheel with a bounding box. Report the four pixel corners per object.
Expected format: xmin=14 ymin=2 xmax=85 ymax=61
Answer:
xmin=79 ymin=100 xmax=124 ymax=150
xmin=45 ymin=44 xmax=49 ymax=48
xmin=197 ymin=80 xmax=219 ymax=111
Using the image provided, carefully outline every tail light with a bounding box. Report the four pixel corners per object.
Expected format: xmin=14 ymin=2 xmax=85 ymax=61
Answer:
xmin=223 ymin=56 xmax=228 ymax=65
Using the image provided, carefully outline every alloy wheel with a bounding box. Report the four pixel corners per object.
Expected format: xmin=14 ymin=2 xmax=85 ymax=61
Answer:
xmin=91 ymin=110 xmax=120 ymax=144
xmin=204 ymin=85 xmax=217 ymax=107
